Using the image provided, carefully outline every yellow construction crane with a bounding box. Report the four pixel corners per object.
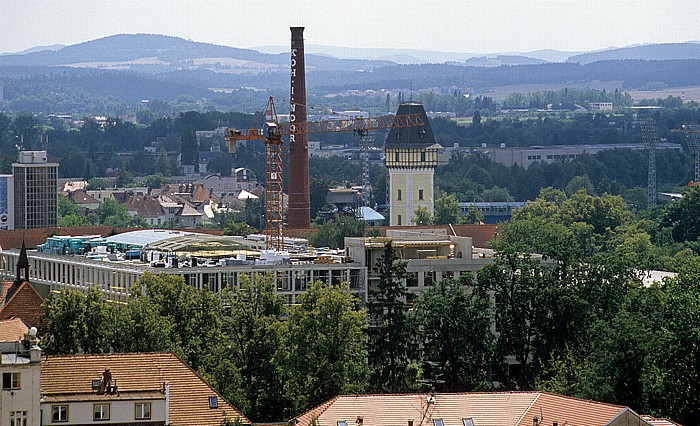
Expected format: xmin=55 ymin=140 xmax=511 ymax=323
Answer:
xmin=225 ymin=96 xmax=425 ymax=251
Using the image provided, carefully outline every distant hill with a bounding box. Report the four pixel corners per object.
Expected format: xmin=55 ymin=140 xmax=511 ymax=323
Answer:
xmin=255 ymin=44 xmax=477 ymax=64
xmin=463 ymin=55 xmax=547 ymax=67
xmin=4 ymin=44 xmax=66 ymax=55
xmin=0 ymin=34 xmax=394 ymax=72
xmin=567 ymin=42 xmax=700 ymax=63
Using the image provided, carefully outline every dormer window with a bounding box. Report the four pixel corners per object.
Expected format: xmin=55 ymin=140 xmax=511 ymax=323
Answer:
xmin=338 ymin=422 xmax=348 ymax=426
xmin=209 ymin=396 xmax=218 ymax=409
xmin=463 ymin=419 xmax=475 ymax=426
xmin=433 ymin=420 xmax=444 ymax=426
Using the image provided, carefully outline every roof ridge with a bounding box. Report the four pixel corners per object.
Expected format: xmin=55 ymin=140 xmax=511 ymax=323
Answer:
xmin=537 ymin=390 xmax=626 ymax=409
xmin=335 ymin=391 xmax=541 ymax=397
xmin=3 ymin=281 xmax=43 ymax=308
xmin=45 ymin=351 xmax=175 ymax=360
xmin=516 ymin=392 xmax=541 ymax=426
xmin=291 ymin=395 xmax=339 ymax=422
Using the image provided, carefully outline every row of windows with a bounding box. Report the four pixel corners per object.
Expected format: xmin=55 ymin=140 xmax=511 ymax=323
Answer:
xmin=51 ymin=402 xmax=152 ymax=422
xmin=527 ymin=153 xmax=577 ymax=161
xmin=396 ymin=189 xmax=425 ymax=201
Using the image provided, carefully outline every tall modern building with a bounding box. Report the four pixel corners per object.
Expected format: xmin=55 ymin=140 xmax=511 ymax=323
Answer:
xmin=385 ymin=103 xmax=441 ymax=226
xmin=13 ymin=151 xmax=58 ymax=229
xmin=0 ymin=175 xmax=13 ymax=230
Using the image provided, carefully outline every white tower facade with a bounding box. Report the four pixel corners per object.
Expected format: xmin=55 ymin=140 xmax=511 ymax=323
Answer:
xmin=385 ymin=104 xmax=440 ymax=226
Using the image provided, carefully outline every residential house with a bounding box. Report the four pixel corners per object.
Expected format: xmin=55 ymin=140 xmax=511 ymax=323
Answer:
xmin=66 ymin=190 xmax=101 ymax=215
xmin=291 ymin=392 xmax=661 ymax=426
xmin=194 ymin=168 xmax=260 ymax=197
xmin=0 ymin=326 xmax=42 ymax=426
xmin=123 ymin=195 xmax=167 ymax=227
xmin=86 ymin=188 xmax=149 ymax=205
xmin=41 ymin=353 xmax=249 ymax=426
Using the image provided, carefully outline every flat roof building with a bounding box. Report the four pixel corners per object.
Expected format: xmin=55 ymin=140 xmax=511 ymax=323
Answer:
xmin=13 ymin=151 xmax=58 ymax=229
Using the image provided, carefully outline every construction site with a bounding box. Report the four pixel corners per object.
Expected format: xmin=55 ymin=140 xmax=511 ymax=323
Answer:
xmin=0 ymin=27 xmax=497 ymax=304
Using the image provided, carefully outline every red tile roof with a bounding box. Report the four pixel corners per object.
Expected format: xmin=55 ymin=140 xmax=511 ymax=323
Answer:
xmin=643 ymin=417 xmax=682 ymax=426
xmin=42 ymin=353 xmax=249 ymax=426
xmin=292 ymin=392 xmax=653 ymax=426
xmin=0 ymin=281 xmax=45 ymax=327
xmin=0 ymin=318 xmax=29 ymax=342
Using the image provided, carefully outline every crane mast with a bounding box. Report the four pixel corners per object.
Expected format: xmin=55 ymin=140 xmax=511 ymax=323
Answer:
xmin=225 ymin=96 xmax=425 ymax=250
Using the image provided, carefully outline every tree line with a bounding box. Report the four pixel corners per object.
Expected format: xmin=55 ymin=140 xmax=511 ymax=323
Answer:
xmin=41 ymin=187 xmax=700 ymax=424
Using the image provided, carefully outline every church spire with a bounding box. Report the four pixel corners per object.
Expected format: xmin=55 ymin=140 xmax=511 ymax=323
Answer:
xmin=16 ymin=240 xmax=29 ymax=283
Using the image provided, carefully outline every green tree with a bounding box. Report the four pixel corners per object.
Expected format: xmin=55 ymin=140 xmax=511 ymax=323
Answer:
xmin=58 ymin=195 xmax=80 ymax=217
xmin=93 ymin=198 xmax=145 ymax=228
xmin=653 ymin=256 xmax=700 ymax=424
xmin=477 ymin=240 xmax=546 ymax=388
xmin=412 ymin=206 xmax=434 ymax=226
xmin=144 ymin=172 xmax=173 ymax=192
xmin=368 ymin=242 xmax=419 ymax=392
xmin=662 ymin=185 xmax=700 ymax=243
xmin=112 ymin=289 xmax=180 ymax=354
xmin=311 ymin=214 xmax=365 ymax=249
xmin=131 ymin=273 xmax=223 ymax=372
xmin=415 ymin=276 xmax=493 ymax=391
xmin=565 ymin=174 xmax=595 ymax=196
xmin=463 ymin=206 xmax=484 ymax=224
xmin=224 ymin=222 xmax=256 ymax=237
xmin=434 ymin=192 xmax=462 ymax=225
xmin=87 ymin=177 xmax=110 ymax=190
xmin=218 ymin=273 xmax=287 ymax=422
xmin=180 ymin=126 xmax=199 ymax=172
xmin=40 ymin=287 xmax=112 ymax=355
xmin=283 ymin=282 xmax=368 ymax=414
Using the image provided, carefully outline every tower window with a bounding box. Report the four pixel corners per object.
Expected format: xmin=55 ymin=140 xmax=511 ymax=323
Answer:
xmin=421 ymin=152 xmax=426 ymax=162
xmin=398 ymin=215 xmax=402 ymax=226
xmin=419 ymin=189 xmax=424 ymax=200
xmin=397 ymin=189 xmax=402 ymax=201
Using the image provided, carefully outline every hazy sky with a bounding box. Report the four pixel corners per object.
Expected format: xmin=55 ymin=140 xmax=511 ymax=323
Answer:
xmin=2 ymin=0 xmax=699 ymax=54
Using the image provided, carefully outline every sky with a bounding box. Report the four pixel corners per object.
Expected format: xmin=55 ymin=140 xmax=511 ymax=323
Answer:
xmin=1 ymin=0 xmax=699 ymax=55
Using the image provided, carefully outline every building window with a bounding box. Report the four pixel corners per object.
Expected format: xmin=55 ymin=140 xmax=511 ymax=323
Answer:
xmin=93 ymin=403 xmax=110 ymax=421
xmin=406 ymin=272 xmax=419 ymax=287
xmin=338 ymin=422 xmax=348 ymax=426
xmin=418 ymin=189 xmax=424 ymax=200
xmin=421 ymin=152 xmax=426 ymax=162
xmin=209 ymin=396 xmax=218 ymax=409
xmin=52 ymin=405 xmax=69 ymax=422
xmin=9 ymin=411 xmax=27 ymax=426
xmin=2 ymin=372 xmax=20 ymax=389
xmin=135 ymin=402 xmax=151 ymax=420
xmin=433 ymin=420 xmax=444 ymax=426
xmin=397 ymin=189 xmax=402 ymax=201
xmin=397 ymin=215 xmax=402 ymax=226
